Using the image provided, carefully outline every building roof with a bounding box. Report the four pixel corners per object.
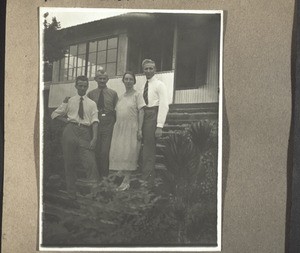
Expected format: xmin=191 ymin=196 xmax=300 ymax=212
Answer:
xmin=58 ymin=12 xmax=219 ymax=45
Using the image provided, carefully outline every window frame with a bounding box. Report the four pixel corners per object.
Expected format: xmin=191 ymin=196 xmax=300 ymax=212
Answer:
xmin=58 ymin=35 xmax=119 ymax=82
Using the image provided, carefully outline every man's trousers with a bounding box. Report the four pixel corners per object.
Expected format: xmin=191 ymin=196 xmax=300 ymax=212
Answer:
xmin=142 ymin=107 xmax=158 ymax=180
xmin=62 ymin=123 xmax=99 ymax=196
xmin=95 ymin=114 xmax=115 ymax=177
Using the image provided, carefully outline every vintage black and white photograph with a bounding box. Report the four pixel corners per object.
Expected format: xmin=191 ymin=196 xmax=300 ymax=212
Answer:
xmin=39 ymin=8 xmax=223 ymax=251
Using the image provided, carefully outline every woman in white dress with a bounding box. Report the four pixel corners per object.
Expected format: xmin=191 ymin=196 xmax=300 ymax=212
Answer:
xmin=109 ymin=71 xmax=145 ymax=190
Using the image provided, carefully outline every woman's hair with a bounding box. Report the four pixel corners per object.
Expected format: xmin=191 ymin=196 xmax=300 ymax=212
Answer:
xmin=122 ymin=71 xmax=136 ymax=84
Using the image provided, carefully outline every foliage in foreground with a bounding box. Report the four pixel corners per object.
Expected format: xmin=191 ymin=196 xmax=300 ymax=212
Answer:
xmin=43 ymin=120 xmax=218 ymax=246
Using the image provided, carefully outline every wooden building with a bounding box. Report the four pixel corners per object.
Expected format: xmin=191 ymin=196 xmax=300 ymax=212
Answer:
xmin=47 ymin=12 xmax=221 ymax=113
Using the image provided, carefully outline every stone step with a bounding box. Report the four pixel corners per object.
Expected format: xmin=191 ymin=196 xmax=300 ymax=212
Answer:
xmin=156 ymin=154 xmax=165 ymax=164
xmin=163 ymin=124 xmax=189 ymax=131
xmin=162 ymin=131 xmax=177 ymax=138
xmin=169 ymin=107 xmax=214 ymax=113
xmin=156 ymin=143 xmax=165 ymax=149
xmin=169 ymin=103 xmax=218 ymax=112
xmin=156 ymin=143 xmax=165 ymax=155
xmin=166 ymin=112 xmax=218 ymax=121
xmin=155 ymin=162 xmax=167 ymax=171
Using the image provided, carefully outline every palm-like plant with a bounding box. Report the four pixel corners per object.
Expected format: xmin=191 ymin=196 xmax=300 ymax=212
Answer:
xmin=189 ymin=120 xmax=217 ymax=153
xmin=162 ymin=131 xmax=198 ymax=243
xmin=163 ymin=131 xmax=197 ymax=183
xmin=161 ymin=120 xmax=218 ymax=243
xmin=188 ymin=120 xmax=218 ymax=199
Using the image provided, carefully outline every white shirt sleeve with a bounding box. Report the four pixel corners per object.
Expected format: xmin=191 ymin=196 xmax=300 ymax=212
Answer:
xmin=51 ymin=102 xmax=68 ymax=119
xmin=90 ymin=102 xmax=99 ymax=123
xmin=157 ymin=81 xmax=169 ymax=128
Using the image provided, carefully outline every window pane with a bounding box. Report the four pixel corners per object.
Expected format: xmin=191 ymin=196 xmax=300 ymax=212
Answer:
xmin=98 ymin=40 xmax=107 ymax=51
xmin=67 ymin=56 xmax=72 ymax=68
xmin=88 ymin=52 xmax=97 ymax=65
xmin=108 ymin=37 xmax=118 ymax=49
xmin=70 ymin=45 xmax=77 ymax=56
xmin=97 ymin=51 xmax=107 ymax=64
xmin=107 ymin=49 xmax=117 ymax=63
xmin=89 ymin=41 xmax=97 ymax=52
xmin=63 ymin=55 xmax=68 ymax=68
xmin=106 ymin=63 xmax=116 ymax=77
xmin=78 ymin=43 xmax=86 ymax=54
xmin=77 ymin=55 xmax=86 ymax=67
xmin=77 ymin=67 xmax=83 ymax=76
xmin=68 ymin=68 xmax=75 ymax=80
xmin=88 ymin=64 xmax=96 ymax=78
xmin=71 ymin=57 xmax=76 ymax=69
xmin=82 ymin=57 xmax=86 ymax=69
xmin=75 ymin=57 xmax=80 ymax=67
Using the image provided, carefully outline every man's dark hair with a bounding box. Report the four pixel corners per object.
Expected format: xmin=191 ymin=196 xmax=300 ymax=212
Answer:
xmin=75 ymin=75 xmax=89 ymax=85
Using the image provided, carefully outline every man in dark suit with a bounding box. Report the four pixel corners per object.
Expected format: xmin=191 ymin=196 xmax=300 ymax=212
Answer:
xmin=87 ymin=67 xmax=118 ymax=178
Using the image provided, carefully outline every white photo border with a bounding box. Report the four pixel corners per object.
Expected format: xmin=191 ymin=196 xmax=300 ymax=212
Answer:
xmin=39 ymin=7 xmax=224 ymax=251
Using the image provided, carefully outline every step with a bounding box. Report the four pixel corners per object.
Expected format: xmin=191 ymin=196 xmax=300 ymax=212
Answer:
xmin=169 ymin=103 xmax=218 ymax=111
xmin=156 ymin=143 xmax=165 ymax=155
xmin=156 ymin=143 xmax=165 ymax=149
xmin=155 ymin=163 xmax=167 ymax=171
xmin=169 ymin=107 xmax=213 ymax=114
xmin=167 ymin=112 xmax=218 ymax=119
xmin=155 ymin=154 xmax=165 ymax=164
xmin=166 ymin=118 xmax=218 ymax=126
xmin=163 ymin=124 xmax=189 ymax=131
xmin=161 ymin=130 xmax=178 ymax=138
xmin=165 ymin=119 xmax=216 ymax=126
xmin=169 ymin=107 xmax=219 ymax=114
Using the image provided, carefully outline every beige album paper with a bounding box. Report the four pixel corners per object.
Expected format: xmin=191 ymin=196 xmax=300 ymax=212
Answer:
xmin=3 ymin=0 xmax=294 ymax=252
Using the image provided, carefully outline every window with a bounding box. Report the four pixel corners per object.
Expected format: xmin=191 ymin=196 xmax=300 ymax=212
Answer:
xmin=175 ymin=27 xmax=208 ymax=89
xmin=175 ymin=15 xmax=220 ymax=90
xmin=87 ymin=37 xmax=118 ymax=78
xmin=59 ymin=36 xmax=118 ymax=81
xmin=127 ymin=28 xmax=173 ymax=74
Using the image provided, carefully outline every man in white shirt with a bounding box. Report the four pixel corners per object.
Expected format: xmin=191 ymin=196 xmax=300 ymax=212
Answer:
xmin=141 ymin=59 xmax=169 ymax=182
xmin=51 ymin=76 xmax=100 ymax=199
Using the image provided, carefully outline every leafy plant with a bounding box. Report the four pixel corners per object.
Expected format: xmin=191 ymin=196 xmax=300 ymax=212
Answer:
xmin=189 ymin=120 xmax=217 ymax=153
xmin=43 ymin=15 xmax=67 ymax=81
xmin=43 ymin=118 xmax=218 ymax=246
xmin=160 ymin=120 xmax=218 ymax=243
xmin=43 ymin=16 xmax=67 ymax=63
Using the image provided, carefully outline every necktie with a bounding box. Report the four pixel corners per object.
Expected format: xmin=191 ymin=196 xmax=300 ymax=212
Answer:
xmin=78 ymin=97 xmax=84 ymax=119
xmin=98 ymin=89 xmax=105 ymax=110
xmin=143 ymin=81 xmax=149 ymax=105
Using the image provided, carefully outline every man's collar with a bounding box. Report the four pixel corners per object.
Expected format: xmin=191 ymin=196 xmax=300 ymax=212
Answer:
xmin=98 ymin=85 xmax=108 ymax=90
xmin=147 ymin=76 xmax=156 ymax=82
xmin=75 ymin=94 xmax=87 ymax=99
